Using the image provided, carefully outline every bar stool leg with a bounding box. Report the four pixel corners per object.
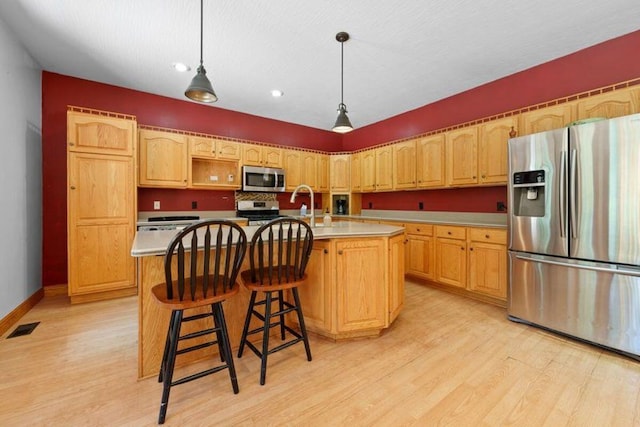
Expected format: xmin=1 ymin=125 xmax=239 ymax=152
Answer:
xmin=237 ymin=291 xmax=257 ymax=358
xmin=292 ymin=288 xmax=312 ymax=362
xmin=213 ymin=302 xmax=239 ymax=394
xmin=260 ymin=291 xmax=273 ymax=385
xmin=278 ymin=290 xmax=286 ymax=340
xmin=158 ymin=309 xmax=183 ymax=424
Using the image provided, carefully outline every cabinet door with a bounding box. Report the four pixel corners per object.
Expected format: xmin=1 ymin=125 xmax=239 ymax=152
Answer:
xmin=520 ymin=104 xmax=574 ymax=135
xmin=375 ymin=146 xmax=393 ymax=191
xmin=215 ymin=139 xmax=241 ymax=160
xmin=416 ymin=134 xmax=445 ymax=188
xmin=361 ymin=149 xmax=376 ymax=191
xmin=301 ymin=151 xmax=318 ymax=190
xmin=242 ymin=144 xmax=263 ymax=166
xmin=67 ymin=111 xmax=135 ymax=156
xmin=263 ymin=146 xmax=283 ymax=168
xmin=284 ymin=150 xmax=302 ymax=191
xmin=392 ymin=140 xmax=417 ymax=189
xmin=296 ymin=241 xmax=333 ymax=332
xmin=330 ymin=154 xmax=351 ymax=192
xmin=336 ymin=239 xmax=386 ymax=331
xmin=478 ymin=116 xmax=517 ymax=185
xmin=406 ymin=234 xmax=435 ymax=280
xmin=388 ymin=234 xmax=405 ymax=323
xmin=576 ymin=88 xmax=640 ymax=120
xmin=68 ymin=153 xmax=135 ymax=295
xmin=436 ymin=237 xmax=467 ymax=288
xmin=189 ymin=136 xmax=216 ymax=158
xmin=468 ymin=241 xmax=507 ymax=299
xmin=316 ymin=154 xmax=330 ymax=193
xmin=139 ymin=129 xmax=188 ymax=188
xmin=350 ymin=152 xmax=362 ymax=192
xmin=446 ymin=126 xmax=478 ymax=186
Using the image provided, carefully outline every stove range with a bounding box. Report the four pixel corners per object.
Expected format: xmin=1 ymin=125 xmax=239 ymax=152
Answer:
xmin=237 ymin=200 xmax=283 ymax=225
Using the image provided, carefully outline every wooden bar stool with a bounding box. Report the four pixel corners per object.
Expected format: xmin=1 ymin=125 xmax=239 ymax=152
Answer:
xmin=151 ymin=220 xmax=247 ymax=424
xmin=237 ymin=218 xmax=314 ymax=385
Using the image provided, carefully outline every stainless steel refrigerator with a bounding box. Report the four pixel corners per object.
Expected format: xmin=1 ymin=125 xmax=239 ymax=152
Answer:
xmin=508 ymin=113 xmax=640 ymax=359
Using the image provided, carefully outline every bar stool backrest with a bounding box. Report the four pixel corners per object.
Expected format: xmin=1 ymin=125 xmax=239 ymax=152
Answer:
xmin=247 ymin=218 xmax=314 ymax=286
xmin=163 ymin=220 xmax=247 ymax=301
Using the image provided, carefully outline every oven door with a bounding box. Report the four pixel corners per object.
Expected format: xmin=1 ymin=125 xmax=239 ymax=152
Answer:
xmin=242 ymin=166 xmax=285 ymax=192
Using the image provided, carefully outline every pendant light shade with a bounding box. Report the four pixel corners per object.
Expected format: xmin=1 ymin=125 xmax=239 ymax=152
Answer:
xmin=332 ymin=32 xmax=353 ymax=133
xmin=185 ymin=0 xmax=217 ymax=103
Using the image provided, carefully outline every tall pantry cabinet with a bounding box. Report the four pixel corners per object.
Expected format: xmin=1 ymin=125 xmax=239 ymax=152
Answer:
xmin=67 ymin=108 xmax=137 ymax=303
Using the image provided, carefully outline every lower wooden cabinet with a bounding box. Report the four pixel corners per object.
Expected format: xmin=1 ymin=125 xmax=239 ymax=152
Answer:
xmin=405 ymin=222 xmax=507 ymax=304
xmin=296 ymin=234 xmax=404 ymax=339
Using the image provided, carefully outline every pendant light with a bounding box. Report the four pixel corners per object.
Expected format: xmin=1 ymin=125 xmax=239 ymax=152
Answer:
xmin=185 ymin=0 xmax=217 ymax=103
xmin=332 ymin=32 xmax=353 ymax=133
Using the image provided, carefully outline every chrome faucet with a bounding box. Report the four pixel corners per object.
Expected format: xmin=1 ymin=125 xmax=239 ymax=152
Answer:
xmin=289 ymin=184 xmax=315 ymax=227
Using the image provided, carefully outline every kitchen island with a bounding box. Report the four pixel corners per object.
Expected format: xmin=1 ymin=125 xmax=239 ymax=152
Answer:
xmin=131 ymin=221 xmax=405 ymax=379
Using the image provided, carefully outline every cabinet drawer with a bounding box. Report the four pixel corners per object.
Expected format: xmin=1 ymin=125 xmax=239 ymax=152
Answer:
xmin=435 ymin=225 xmax=466 ymax=240
xmin=405 ymin=223 xmax=433 ymax=236
xmin=468 ymin=227 xmax=506 ymax=244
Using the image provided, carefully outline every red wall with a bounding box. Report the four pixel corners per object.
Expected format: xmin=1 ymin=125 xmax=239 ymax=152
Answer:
xmin=362 ymin=187 xmax=507 ymax=212
xmin=344 ymin=29 xmax=640 ymax=150
xmin=42 ymin=29 xmax=640 ymax=287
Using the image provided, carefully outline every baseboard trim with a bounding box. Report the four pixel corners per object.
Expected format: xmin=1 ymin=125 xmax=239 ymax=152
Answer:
xmin=44 ymin=284 xmax=68 ymax=297
xmin=0 ymin=288 xmax=44 ymax=337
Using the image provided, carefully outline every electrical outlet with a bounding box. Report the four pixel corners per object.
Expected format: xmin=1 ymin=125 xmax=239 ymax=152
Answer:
xmin=497 ymin=201 xmax=506 ymax=211
xmin=153 ymin=200 xmax=160 ymax=210
xmin=192 ymin=201 xmax=197 ymax=209
xmin=418 ymin=202 xmax=424 ymax=210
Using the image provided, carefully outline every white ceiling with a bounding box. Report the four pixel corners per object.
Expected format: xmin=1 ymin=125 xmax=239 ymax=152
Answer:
xmin=1 ymin=0 xmax=640 ymax=131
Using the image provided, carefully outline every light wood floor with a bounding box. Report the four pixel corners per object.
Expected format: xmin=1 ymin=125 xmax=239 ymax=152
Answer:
xmin=2 ymin=280 xmax=640 ymax=426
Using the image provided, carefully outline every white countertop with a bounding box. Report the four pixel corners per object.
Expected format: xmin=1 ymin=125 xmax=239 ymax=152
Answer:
xmin=131 ymin=221 xmax=404 ymax=257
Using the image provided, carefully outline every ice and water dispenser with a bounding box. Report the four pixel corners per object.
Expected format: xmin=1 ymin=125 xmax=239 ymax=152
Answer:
xmin=512 ymin=170 xmax=545 ymax=217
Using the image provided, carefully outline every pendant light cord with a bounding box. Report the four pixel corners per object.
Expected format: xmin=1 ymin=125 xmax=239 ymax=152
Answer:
xmin=340 ymin=40 xmax=344 ymax=106
xmin=199 ymin=0 xmax=204 ymax=67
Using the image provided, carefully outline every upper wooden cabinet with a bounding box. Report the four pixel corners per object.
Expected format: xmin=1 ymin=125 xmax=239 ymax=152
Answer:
xmin=416 ymin=134 xmax=445 ymax=188
xmin=138 ymin=129 xmax=188 ymax=188
xmin=67 ymin=111 xmax=135 ymax=156
xmin=242 ymin=143 xmax=282 ymax=168
xmin=446 ymin=126 xmax=478 ymax=187
xmin=375 ymin=146 xmax=393 ymax=191
xmin=316 ymin=154 xmax=330 ymax=193
xmin=520 ymin=103 xmax=574 ymax=135
xmin=302 ymin=151 xmax=319 ymax=190
xmin=576 ymin=88 xmax=640 ymax=120
xmin=330 ymin=154 xmax=351 ymax=192
xmin=361 ymin=149 xmax=376 ymax=192
xmin=189 ymin=136 xmax=241 ymax=161
xmin=350 ymin=152 xmax=362 ymax=192
xmin=392 ymin=140 xmax=417 ymax=190
xmin=284 ymin=149 xmax=302 ymax=191
xmin=478 ymin=116 xmax=517 ymax=185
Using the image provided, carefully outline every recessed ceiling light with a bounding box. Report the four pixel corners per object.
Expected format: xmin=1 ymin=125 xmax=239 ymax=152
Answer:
xmin=271 ymin=89 xmax=284 ymax=97
xmin=172 ymin=62 xmax=191 ymax=72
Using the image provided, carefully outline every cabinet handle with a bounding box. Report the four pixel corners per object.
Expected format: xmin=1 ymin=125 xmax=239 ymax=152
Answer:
xmin=485 ymin=234 xmax=490 ymax=239
xmin=461 ymin=247 xmax=465 ymax=250
xmin=338 ymin=250 xmax=343 ymax=255
xmin=323 ymin=249 xmax=328 ymax=254
xmin=416 ymin=228 xmax=420 ymax=232
xmin=447 ymin=231 xmax=452 ymax=235
xmin=473 ymin=176 xmax=477 ymax=179
xmin=470 ymin=247 xmax=474 ymax=251
xmin=70 ymin=186 xmax=76 ymax=190
xmin=481 ymin=175 xmax=486 ymax=178
xmin=68 ymin=142 xmax=74 ymax=146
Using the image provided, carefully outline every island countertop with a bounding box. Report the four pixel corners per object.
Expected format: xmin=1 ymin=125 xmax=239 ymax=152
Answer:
xmin=130 ymin=221 xmax=404 ymax=257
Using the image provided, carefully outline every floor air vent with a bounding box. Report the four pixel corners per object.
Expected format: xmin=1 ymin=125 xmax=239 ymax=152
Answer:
xmin=7 ymin=322 xmax=40 ymax=338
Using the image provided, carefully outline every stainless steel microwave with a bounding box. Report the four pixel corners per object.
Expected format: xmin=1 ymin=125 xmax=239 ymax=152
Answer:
xmin=242 ymin=165 xmax=286 ymax=192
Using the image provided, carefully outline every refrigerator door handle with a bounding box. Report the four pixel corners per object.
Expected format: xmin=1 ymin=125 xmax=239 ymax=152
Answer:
xmin=559 ymin=150 xmax=567 ymax=238
xmin=514 ymin=254 xmax=640 ymax=277
xmin=569 ymin=149 xmax=578 ymax=239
